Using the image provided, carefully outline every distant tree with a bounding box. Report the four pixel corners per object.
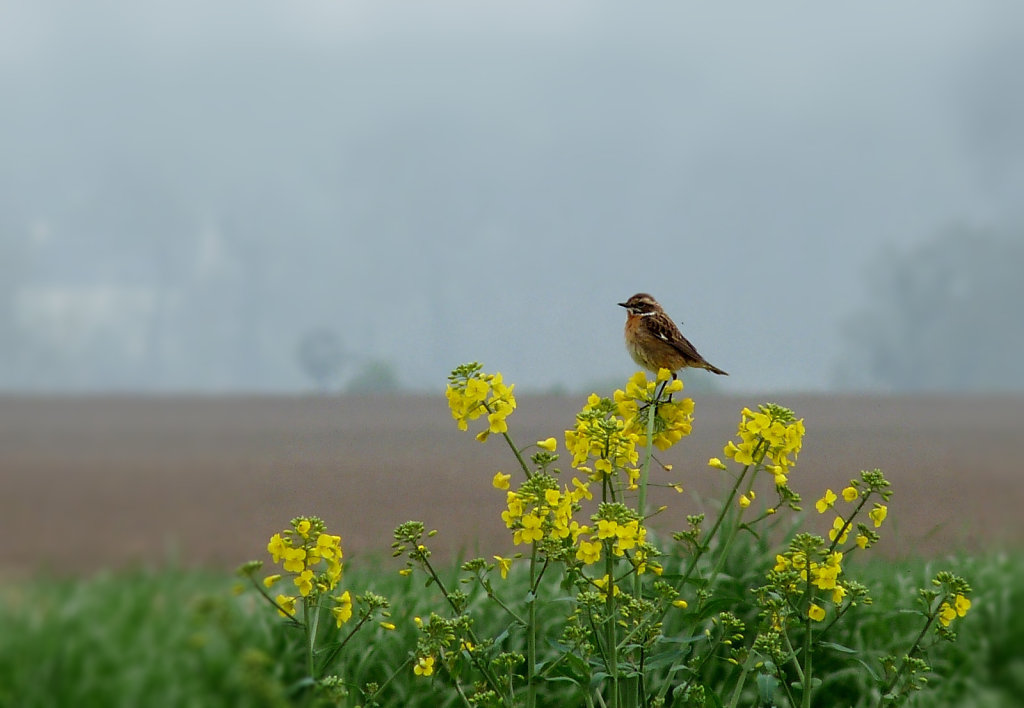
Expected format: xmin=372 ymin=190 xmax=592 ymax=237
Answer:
xmin=346 ymin=359 xmax=401 ymax=394
xmin=296 ymin=328 xmax=346 ymax=393
xmin=834 ymin=227 xmax=1024 ymax=392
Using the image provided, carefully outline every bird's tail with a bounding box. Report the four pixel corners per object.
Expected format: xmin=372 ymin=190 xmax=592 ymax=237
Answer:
xmin=703 ymin=362 xmax=729 ymax=376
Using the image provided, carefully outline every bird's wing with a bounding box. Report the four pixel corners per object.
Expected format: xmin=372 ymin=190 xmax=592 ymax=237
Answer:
xmin=649 ymin=317 xmax=705 ymax=363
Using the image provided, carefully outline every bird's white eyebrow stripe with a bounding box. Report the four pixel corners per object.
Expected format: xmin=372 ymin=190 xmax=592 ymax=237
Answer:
xmin=638 ymin=311 xmax=658 ymax=317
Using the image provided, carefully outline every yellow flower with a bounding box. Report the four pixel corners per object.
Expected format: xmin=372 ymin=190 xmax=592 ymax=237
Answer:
xmin=296 ymin=519 xmax=311 ymax=538
xmin=267 ymin=533 xmax=288 ymax=563
xmin=399 ymin=568 xmax=412 ymax=576
xmin=808 ymin=604 xmax=826 ymax=622
xmin=294 ymin=569 xmax=315 ymax=596
xmin=492 ymin=471 xmax=511 ymax=490
xmin=380 ymin=622 xmax=396 ymax=631
xmin=537 ymin=437 xmax=557 ymax=452
xmin=869 ymin=504 xmax=888 ymax=528
xmin=672 ymin=599 xmax=688 ymax=609
xmin=596 ymin=519 xmax=619 ymax=540
xmin=614 ymin=520 xmax=640 ymax=555
xmin=856 ymin=534 xmax=869 ymax=549
xmin=842 ymin=486 xmax=859 ymax=502
xmin=828 ymin=516 xmax=849 ymax=544
xmin=331 ymin=591 xmax=353 ymax=627
xmin=493 ymin=555 xmax=513 ymax=579
xmin=954 ymin=593 xmax=972 ymax=617
xmin=738 ymin=494 xmax=752 ymax=509
xmin=570 ymin=477 xmax=593 ymax=502
xmin=815 ymin=489 xmax=837 ymax=514
xmin=514 ymin=513 xmax=544 ymax=544
xmin=263 ymin=574 xmax=281 ymax=588
xmin=576 ymin=538 xmax=602 ymax=565
xmin=275 ymin=594 xmax=296 ymax=618
xmin=593 ymin=574 xmax=621 ymax=598
xmin=282 ymin=547 xmax=307 ymax=573
xmin=414 ymin=656 xmax=435 ymax=677
xmin=938 ymin=602 xmax=957 ymax=627
xmin=724 ymin=440 xmax=755 ymax=466
xmin=708 ymin=457 xmax=728 ymax=470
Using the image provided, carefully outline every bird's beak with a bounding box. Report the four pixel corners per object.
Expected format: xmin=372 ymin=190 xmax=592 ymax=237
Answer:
xmin=617 ymin=302 xmax=628 ymax=309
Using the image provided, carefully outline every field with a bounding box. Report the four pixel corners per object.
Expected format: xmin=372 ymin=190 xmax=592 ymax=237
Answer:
xmin=2 ymin=392 xmax=1023 ymax=706
xmin=1 ymin=393 xmax=1021 ymax=574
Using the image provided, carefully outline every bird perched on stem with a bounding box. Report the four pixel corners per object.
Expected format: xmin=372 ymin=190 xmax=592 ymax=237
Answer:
xmin=618 ymin=293 xmax=728 ymax=378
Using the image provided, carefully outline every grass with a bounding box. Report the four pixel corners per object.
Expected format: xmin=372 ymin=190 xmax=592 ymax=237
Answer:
xmin=1 ymin=548 xmax=1021 ymax=708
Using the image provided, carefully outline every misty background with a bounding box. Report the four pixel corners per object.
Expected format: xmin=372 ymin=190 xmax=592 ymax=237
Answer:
xmin=3 ymin=1 xmax=1023 ymax=394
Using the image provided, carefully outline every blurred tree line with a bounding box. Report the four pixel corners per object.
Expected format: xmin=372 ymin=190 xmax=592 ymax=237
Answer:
xmin=834 ymin=227 xmax=1024 ymax=392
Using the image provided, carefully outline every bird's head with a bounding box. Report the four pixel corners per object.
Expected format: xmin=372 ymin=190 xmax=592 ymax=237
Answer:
xmin=618 ymin=293 xmax=662 ymax=316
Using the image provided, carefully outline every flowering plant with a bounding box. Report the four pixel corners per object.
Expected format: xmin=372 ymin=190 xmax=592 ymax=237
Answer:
xmin=242 ymin=363 xmax=972 ymax=707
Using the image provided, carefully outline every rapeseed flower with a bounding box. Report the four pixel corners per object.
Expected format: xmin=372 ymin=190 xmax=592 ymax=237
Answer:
xmin=493 ymin=555 xmax=513 ymax=579
xmin=815 ymin=489 xmax=837 ymax=513
xmin=828 ymin=517 xmax=849 ymax=544
xmin=414 ymin=656 xmax=435 ymax=676
xmin=446 ymin=364 xmax=517 ymax=438
xmin=262 ymin=517 xmax=348 ymax=621
xmin=332 ymin=590 xmax=353 ymax=627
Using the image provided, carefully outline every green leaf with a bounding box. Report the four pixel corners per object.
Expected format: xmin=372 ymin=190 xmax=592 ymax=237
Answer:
xmin=819 ymin=641 xmax=858 ymax=654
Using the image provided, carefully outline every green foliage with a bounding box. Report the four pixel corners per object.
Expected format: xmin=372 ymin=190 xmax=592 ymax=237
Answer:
xmin=0 ymin=552 xmax=1019 ymax=707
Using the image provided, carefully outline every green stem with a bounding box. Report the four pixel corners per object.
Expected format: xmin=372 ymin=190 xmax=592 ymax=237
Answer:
xmin=780 ymin=632 xmax=802 ymax=708
xmin=634 ymin=392 xmax=658 ymax=599
xmin=827 ymin=490 xmax=873 ymax=555
xmin=319 ymin=612 xmax=373 ymax=672
xmin=605 ymin=542 xmax=619 ymax=708
xmin=481 ymin=400 xmax=533 ymax=479
xmin=363 ymin=656 xmax=413 ymax=704
xmin=527 ymin=546 xmax=539 ymax=708
xmin=878 ymin=599 xmax=943 ymax=704
xmin=420 ymin=557 xmax=506 ymax=701
xmin=244 ymin=575 xmax=303 ymax=627
xmin=678 ymin=457 xmax=755 ymax=593
xmin=305 ymin=597 xmax=317 ymax=680
xmin=802 ymin=553 xmax=814 ymax=708
xmin=727 ymin=650 xmax=756 ymax=708
xmin=704 ymin=466 xmax=758 ymax=594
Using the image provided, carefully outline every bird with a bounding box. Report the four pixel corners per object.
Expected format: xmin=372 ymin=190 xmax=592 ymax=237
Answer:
xmin=618 ymin=293 xmax=728 ymax=378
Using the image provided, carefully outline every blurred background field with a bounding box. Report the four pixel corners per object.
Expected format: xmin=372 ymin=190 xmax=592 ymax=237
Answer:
xmin=1 ymin=392 xmax=1021 ymax=575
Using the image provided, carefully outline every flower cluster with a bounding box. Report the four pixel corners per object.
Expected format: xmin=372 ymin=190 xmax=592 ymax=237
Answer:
xmin=575 ymin=503 xmax=661 ymax=574
xmin=614 ymin=369 xmax=695 ymax=450
xmin=938 ymin=593 xmax=972 ymax=627
xmin=932 ymin=571 xmax=973 ymax=630
xmin=768 ymin=534 xmax=856 ymax=623
xmin=446 ymin=363 xmax=516 ymax=441
xmin=815 ymin=469 xmax=893 ymax=551
xmin=565 ymin=395 xmax=640 ymax=483
xmin=499 ymin=473 xmax=591 ymax=547
xmin=724 ymin=404 xmax=805 ymax=482
xmin=774 ymin=549 xmax=847 ymax=605
xmin=263 ymin=517 xmax=351 ymax=626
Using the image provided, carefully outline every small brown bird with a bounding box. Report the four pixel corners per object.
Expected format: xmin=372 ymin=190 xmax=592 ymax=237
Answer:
xmin=619 ymin=293 xmax=728 ymax=377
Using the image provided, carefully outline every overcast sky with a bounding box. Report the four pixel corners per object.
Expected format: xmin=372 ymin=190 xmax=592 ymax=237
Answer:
xmin=2 ymin=1 xmax=1022 ymax=392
